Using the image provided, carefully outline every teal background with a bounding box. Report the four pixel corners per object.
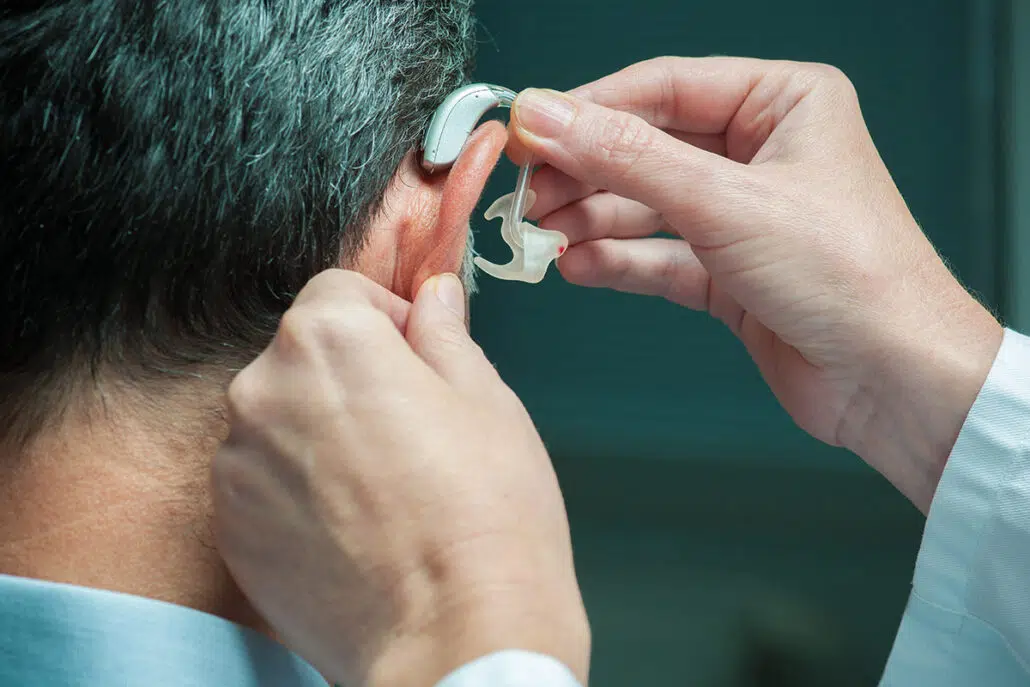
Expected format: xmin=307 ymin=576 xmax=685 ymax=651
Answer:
xmin=468 ymin=1 xmax=1005 ymax=685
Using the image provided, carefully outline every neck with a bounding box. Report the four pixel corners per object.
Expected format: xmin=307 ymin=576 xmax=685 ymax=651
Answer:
xmin=0 ymin=387 xmax=267 ymax=633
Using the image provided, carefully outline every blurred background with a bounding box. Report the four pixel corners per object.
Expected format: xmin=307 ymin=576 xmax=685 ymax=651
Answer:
xmin=468 ymin=1 xmax=1029 ymax=685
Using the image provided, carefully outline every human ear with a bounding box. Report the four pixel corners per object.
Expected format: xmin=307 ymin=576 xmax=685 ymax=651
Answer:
xmin=354 ymin=120 xmax=507 ymax=301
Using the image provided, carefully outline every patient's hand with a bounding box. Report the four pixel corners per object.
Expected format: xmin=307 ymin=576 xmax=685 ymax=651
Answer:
xmin=211 ymin=270 xmax=588 ymax=687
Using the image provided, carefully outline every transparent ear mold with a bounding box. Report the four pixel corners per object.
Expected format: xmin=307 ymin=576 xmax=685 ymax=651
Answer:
xmin=474 ymin=187 xmax=568 ymax=284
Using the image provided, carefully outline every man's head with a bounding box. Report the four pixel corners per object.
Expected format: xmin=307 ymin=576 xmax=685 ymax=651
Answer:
xmin=0 ymin=0 xmax=505 ymax=449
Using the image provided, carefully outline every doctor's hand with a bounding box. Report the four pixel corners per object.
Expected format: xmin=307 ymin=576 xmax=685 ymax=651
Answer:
xmin=211 ymin=270 xmax=588 ymax=687
xmin=509 ymin=56 xmax=1002 ymax=513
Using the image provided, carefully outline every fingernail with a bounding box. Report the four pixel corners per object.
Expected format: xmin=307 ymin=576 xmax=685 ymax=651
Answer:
xmin=432 ymin=273 xmax=466 ymax=319
xmin=515 ymin=88 xmax=576 ymax=139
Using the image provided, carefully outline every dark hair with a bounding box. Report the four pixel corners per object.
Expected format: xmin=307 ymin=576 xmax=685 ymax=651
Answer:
xmin=0 ymin=1 xmax=476 ymax=445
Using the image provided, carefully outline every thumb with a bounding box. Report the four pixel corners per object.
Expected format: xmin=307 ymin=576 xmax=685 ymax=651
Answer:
xmin=406 ymin=274 xmax=495 ymax=390
xmin=511 ymin=88 xmax=746 ymax=248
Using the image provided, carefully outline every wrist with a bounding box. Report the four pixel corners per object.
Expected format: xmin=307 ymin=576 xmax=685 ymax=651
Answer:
xmin=840 ymin=289 xmax=1003 ymax=513
xmin=366 ymin=580 xmax=591 ymax=687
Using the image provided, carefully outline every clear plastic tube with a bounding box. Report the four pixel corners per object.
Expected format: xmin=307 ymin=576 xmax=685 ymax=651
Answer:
xmin=506 ymin=162 xmax=533 ymax=248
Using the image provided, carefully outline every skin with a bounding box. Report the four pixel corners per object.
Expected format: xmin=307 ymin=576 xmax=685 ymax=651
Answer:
xmin=214 ymin=56 xmax=1004 ymax=686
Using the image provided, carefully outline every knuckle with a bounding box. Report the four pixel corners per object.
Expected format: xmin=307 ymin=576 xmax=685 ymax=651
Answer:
xmin=603 ymin=198 xmax=622 ymax=237
xmin=657 ymin=250 xmax=681 ymax=291
xmin=293 ymin=268 xmax=366 ymax=306
xmin=589 ymin=111 xmax=653 ymax=178
xmin=226 ymin=364 xmax=266 ymax=420
xmin=277 ymin=302 xmax=385 ymax=354
xmin=324 ymin=309 xmax=398 ymax=361
xmin=802 ymin=62 xmax=857 ymax=98
xmin=608 ymin=248 xmax=634 ymax=283
xmin=224 ymin=362 xmax=289 ymax=437
xmin=630 ymin=55 xmax=679 ymax=81
xmin=274 ymin=306 xmax=321 ymax=352
xmin=648 ymin=55 xmax=682 ymax=68
xmin=812 ymin=62 xmax=850 ymax=84
xmin=306 ymin=267 xmax=359 ymax=291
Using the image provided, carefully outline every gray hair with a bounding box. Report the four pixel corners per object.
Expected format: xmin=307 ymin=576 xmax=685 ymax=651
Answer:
xmin=0 ymin=0 xmax=478 ymax=445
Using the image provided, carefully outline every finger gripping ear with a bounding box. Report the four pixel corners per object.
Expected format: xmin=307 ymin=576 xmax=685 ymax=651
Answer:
xmin=406 ymin=277 xmax=494 ymax=388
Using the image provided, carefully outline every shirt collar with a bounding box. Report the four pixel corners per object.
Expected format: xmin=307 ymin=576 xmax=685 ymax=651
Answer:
xmin=0 ymin=573 xmax=328 ymax=687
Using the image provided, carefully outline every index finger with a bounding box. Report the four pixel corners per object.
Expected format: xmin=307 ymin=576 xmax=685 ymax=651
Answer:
xmin=568 ymin=56 xmax=786 ymax=135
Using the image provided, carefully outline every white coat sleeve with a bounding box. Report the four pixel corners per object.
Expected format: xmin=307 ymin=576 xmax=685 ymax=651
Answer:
xmin=881 ymin=328 xmax=1030 ymax=685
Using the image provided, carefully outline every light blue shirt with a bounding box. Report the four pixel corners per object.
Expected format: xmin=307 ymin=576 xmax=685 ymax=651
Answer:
xmin=0 ymin=573 xmax=328 ymax=686
xmin=6 ymin=329 xmax=1030 ymax=687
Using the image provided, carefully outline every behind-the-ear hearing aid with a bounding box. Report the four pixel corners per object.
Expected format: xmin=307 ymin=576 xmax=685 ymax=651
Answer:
xmin=421 ymin=83 xmax=568 ymax=285
xmin=421 ymin=83 xmax=516 ymax=174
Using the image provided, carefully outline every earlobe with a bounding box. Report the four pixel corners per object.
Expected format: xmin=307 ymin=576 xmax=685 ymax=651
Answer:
xmin=410 ymin=120 xmax=508 ymax=297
